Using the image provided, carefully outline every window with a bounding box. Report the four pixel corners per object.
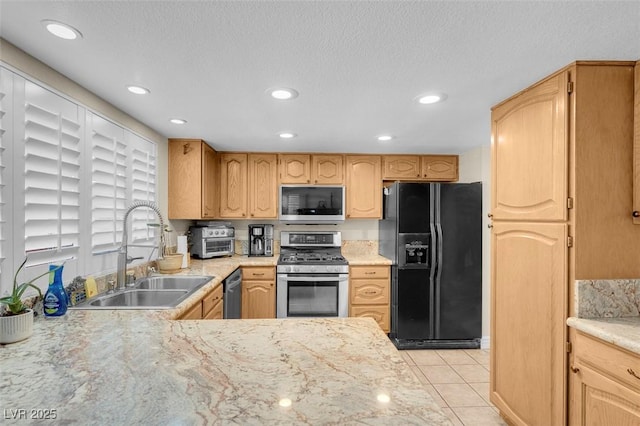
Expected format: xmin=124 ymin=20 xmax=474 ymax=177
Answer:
xmin=0 ymin=66 xmax=158 ymax=297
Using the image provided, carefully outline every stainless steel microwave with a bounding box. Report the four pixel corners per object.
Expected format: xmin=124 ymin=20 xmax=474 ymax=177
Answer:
xmin=279 ymin=185 xmax=345 ymax=224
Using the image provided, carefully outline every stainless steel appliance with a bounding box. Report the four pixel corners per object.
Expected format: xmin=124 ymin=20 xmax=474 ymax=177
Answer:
xmin=279 ymin=185 xmax=345 ymax=224
xmin=223 ymin=268 xmax=242 ymax=319
xmin=379 ymin=182 xmax=482 ymax=349
xmin=277 ymin=231 xmax=349 ymax=318
xmin=189 ymin=222 xmax=235 ymax=259
xmin=248 ymin=224 xmax=274 ymax=257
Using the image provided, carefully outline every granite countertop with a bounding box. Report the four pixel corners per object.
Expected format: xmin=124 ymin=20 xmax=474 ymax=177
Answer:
xmin=567 ymin=317 xmax=640 ymax=356
xmin=1 ymin=313 xmax=450 ymax=425
xmin=1 ymin=255 xmax=447 ymax=424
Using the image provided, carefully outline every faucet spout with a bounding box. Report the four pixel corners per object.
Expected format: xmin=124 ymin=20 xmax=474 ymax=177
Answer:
xmin=117 ymin=201 xmax=165 ymax=290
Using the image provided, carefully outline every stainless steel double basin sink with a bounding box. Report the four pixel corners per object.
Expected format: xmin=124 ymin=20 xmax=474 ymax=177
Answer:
xmin=71 ymin=275 xmax=214 ymax=310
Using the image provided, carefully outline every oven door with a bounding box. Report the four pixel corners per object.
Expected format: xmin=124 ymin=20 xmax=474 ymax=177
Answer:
xmin=277 ymin=273 xmax=349 ymax=318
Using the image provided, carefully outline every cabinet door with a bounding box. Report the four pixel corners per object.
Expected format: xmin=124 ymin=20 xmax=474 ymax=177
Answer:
xmin=351 ymin=305 xmax=390 ymax=333
xmin=345 ymin=155 xmax=382 ymax=218
xmin=168 ymin=139 xmax=203 ymax=219
xmin=219 ymin=153 xmax=248 ymax=218
xmin=201 ymin=143 xmax=218 ymax=218
xmin=248 ymin=153 xmax=278 ymax=218
xmin=571 ymin=364 xmax=640 ymax=426
xmin=421 ymin=155 xmax=458 ymax=181
xmin=633 ymin=61 xmax=640 ymax=224
xmin=312 ymin=155 xmax=344 ymax=184
xmin=491 ymin=72 xmax=569 ymax=221
xmin=382 ymin=155 xmax=421 ymax=180
xmin=241 ymin=280 xmax=276 ymax=319
xmin=490 ymin=222 xmax=567 ymax=426
xmin=279 ymin=154 xmax=311 ymax=184
xmin=202 ymin=284 xmax=223 ymax=319
xmin=179 ymin=300 xmax=203 ymax=320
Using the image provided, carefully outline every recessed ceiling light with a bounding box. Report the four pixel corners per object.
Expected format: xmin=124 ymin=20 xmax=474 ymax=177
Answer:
xmin=279 ymin=132 xmax=297 ymax=139
xmin=127 ymin=85 xmax=150 ymax=95
xmin=170 ymin=118 xmax=187 ymax=125
xmin=269 ymin=88 xmax=299 ymax=100
xmin=41 ymin=20 xmax=82 ymax=40
xmin=377 ymin=135 xmax=393 ymax=142
xmin=417 ymin=93 xmax=447 ymax=104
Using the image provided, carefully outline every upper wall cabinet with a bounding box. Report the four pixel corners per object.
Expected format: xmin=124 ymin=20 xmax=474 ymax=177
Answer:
xmin=345 ymin=155 xmax=381 ymax=218
xmin=279 ymin=154 xmax=345 ymax=184
xmin=168 ymin=139 xmax=218 ymax=219
xmin=382 ymin=155 xmax=459 ymax=181
xmin=248 ymin=154 xmax=278 ymax=218
xmin=219 ymin=153 xmax=248 ymax=218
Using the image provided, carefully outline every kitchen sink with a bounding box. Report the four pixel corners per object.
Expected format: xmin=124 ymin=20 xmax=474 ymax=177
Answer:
xmin=71 ymin=275 xmax=214 ymax=310
xmin=134 ymin=275 xmax=212 ymax=291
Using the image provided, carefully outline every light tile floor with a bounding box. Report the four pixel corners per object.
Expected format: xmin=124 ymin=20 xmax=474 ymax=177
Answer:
xmin=400 ymin=349 xmax=507 ymax=426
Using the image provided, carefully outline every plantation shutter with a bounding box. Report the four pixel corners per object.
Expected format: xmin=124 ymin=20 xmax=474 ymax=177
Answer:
xmin=22 ymin=80 xmax=82 ymax=267
xmin=89 ymin=112 xmax=127 ymax=254
xmin=0 ymin=67 xmax=12 ymax=281
xmin=128 ymin=131 xmax=158 ymax=244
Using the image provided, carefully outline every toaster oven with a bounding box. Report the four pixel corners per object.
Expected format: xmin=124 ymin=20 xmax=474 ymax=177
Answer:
xmin=190 ymin=225 xmax=235 ymax=258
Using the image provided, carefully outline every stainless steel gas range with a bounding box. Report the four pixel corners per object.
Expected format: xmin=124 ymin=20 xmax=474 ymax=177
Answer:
xmin=276 ymin=231 xmax=349 ymax=318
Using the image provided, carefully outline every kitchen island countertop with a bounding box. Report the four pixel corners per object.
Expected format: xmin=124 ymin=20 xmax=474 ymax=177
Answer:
xmin=1 ymin=310 xmax=450 ymax=425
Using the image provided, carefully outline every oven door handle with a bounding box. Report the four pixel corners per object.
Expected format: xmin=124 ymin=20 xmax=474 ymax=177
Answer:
xmin=281 ymin=275 xmax=349 ymax=282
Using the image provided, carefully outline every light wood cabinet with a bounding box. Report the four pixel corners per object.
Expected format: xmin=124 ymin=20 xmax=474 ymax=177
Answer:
xmin=248 ymin=153 xmax=278 ymax=218
xmin=632 ymin=60 xmax=640 ymax=224
xmin=241 ymin=266 xmax=276 ymax=319
xmin=349 ymin=265 xmax=390 ymax=332
xmin=168 ymin=139 xmax=218 ymax=219
xmin=421 ymin=155 xmax=458 ymax=181
xmin=345 ymin=155 xmax=382 ymax=218
xmin=570 ymin=332 xmax=640 ymax=425
xmin=279 ymin=154 xmax=344 ymax=184
xmin=490 ymin=61 xmax=640 ymax=426
xmin=312 ymin=155 xmax=344 ymax=184
xmin=178 ymin=282 xmax=224 ymax=320
xmin=202 ymin=283 xmax=223 ymax=320
xmin=382 ymin=155 xmax=458 ymax=181
xmin=279 ymin=154 xmax=311 ymax=183
xmin=219 ymin=153 xmax=248 ymax=218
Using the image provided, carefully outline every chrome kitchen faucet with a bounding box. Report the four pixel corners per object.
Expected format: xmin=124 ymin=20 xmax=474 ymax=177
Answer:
xmin=116 ymin=201 xmax=165 ymax=290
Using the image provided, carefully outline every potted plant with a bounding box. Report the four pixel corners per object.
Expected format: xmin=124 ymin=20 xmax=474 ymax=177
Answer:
xmin=0 ymin=258 xmax=54 ymax=344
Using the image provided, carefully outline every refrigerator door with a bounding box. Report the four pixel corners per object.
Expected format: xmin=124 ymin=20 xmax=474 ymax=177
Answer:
xmin=397 ymin=183 xmax=431 ymax=233
xmin=393 ymin=267 xmax=433 ymax=340
xmin=434 ymin=183 xmax=482 ymax=340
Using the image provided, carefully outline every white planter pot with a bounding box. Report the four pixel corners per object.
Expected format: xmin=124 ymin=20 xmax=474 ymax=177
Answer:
xmin=0 ymin=309 xmax=34 ymax=344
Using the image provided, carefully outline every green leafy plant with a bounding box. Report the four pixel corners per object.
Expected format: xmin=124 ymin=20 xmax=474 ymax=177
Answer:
xmin=0 ymin=258 xmax=59 ymax=316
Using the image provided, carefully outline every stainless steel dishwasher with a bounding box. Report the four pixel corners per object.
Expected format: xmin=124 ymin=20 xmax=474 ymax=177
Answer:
xmin=223 ymin=268 xmax=242 ymax=319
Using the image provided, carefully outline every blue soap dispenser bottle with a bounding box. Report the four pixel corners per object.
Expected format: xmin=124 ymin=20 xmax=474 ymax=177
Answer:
xmin=43 ymin=264 xmax=67 ymax=317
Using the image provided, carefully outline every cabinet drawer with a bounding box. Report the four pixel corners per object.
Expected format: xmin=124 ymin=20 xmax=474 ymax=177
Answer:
xmin=351 ymin=279 xmax=389 ymax=304
xmin=202 ymin=284 xmax=223 ymax=318
xmin=575 ymin=331 xmax=640 ymax=392
xmin=351 ymin=305 xmax=390 ymax=332
xmin=242 ymin=266 xmax=275 ymax=280
xmin=203 ymin=296 xmax=223 ymax=320
xmin=350 ymin=266 xmax=389 ymax=279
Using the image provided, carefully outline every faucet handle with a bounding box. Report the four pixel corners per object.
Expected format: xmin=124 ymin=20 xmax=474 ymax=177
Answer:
xmin=127 ymin=255 xmax=144 ymax=264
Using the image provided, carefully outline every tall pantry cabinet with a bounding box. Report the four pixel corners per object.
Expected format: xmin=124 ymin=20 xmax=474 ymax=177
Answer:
xmin=490 ymin=61 xmax=640 ymax=426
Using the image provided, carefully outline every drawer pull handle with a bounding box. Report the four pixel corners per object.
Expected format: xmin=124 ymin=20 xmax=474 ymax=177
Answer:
xmin=253 ymin=273 xmax=265 ymax=276
xmin=365 ymin=272 xmax=375 ymax=275
xmin=570 ymin=366 xmax=580 ymax=374
xmin=628 ymin=368 xmax=640 ymax=380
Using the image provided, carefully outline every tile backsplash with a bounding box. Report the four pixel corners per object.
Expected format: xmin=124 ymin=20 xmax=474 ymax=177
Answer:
xmin=575 ymin=279 xmax=640 ymax=318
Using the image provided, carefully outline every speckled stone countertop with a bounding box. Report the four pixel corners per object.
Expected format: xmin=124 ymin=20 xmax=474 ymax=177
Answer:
xmin=567 ymin=279 xmax=640 ymax=356
xmin=1 ymin=256 xmax=446 ymax=424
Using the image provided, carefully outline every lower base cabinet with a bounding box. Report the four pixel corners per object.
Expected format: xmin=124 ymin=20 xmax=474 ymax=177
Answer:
xmin=570 ymin=332 xmax=640 ymax=425
xmin=178 ymin=283 xmax=223 ymax=320
xmin=241 ymin=266 xmax=276 ymax=319
xmin=349 ymin=265 xmax=390 ymax=332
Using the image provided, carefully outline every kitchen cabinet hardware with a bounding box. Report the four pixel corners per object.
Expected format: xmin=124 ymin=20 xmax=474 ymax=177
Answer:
xmin=487 ymin=224 xmax=493 ymax=228
xmin=570 ymin=366 xmax=580 ymax=373
xmin=183 ymin=143 xmax=192 ymax=155
xmin=633 ymin=211 xmax=640 ymax=218
xmin=628 ymin=368 xmax=640 ymax=380
xmin=488 ymin=213 xmax=493 ymax=218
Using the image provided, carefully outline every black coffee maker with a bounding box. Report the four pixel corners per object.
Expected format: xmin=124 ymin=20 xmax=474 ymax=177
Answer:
xmin=248 ymin=224 xmax=274 ymax=257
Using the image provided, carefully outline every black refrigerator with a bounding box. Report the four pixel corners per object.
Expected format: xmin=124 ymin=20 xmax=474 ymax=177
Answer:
xmin=379 ymin=182 xmax=482 ymax=349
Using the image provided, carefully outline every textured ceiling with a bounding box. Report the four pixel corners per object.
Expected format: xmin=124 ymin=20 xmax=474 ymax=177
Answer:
xmin=1 ymin=1 xmax=639 ymax=154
